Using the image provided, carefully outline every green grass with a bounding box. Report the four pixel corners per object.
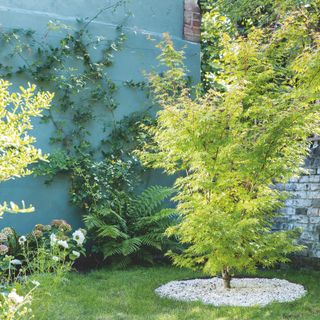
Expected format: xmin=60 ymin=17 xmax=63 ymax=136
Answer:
xmin=30 ymin=266 xmax=320 ymax=320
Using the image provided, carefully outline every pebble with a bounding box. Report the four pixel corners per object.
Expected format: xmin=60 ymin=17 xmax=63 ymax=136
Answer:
xmin=155 ymin=277 xmax=307 ymax=307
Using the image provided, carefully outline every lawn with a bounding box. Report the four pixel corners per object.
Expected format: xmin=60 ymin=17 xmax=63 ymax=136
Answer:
xmin=30 ymin=266 xmax=320 ymax=320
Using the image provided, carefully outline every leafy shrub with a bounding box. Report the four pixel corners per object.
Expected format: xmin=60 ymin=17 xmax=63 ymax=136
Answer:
xmin=69 ymin=155 xmax=137 ymax=210
xmin=84 ymin=185 xmax=178 ymax=267
xmin=0 ymin=80 xmax=53 ymax=216
xmin=50 ymin=152 xmax=178 ymax=267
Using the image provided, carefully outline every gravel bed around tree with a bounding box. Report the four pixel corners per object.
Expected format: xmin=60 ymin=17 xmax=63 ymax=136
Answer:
xmin=155 ymin=277 xmax=307 ymax=307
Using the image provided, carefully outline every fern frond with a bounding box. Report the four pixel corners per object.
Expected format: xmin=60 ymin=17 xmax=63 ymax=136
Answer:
xmin=120 ymin=237 xmax=142 ymax=256
xmin=83 ymin=214 xmax=106 ymax=230
xmin=130 ymin=186 xmax=174 ymax=216
xmin=97 ymin=224 xmax=128 ymax=239
xmin=137 ymin=208 xmax=178 ymax=226
xmin=102 ymin=243 xmax=125 ymax=259
xmin=140 ymin=234 xmax=162 ymax=250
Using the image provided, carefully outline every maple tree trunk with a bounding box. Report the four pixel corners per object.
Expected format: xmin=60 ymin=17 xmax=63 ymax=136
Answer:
xmin=222 ymin=267 xmax=231 ymax=289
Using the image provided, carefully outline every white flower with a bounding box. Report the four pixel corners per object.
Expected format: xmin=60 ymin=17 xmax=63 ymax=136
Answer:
xmin=52 ymin=256 xmax=59 ymax=262
xmin=8 ymin=289 xmax=24 ymax=304
xmin=57 ymin=240 xmax=69 ymax=249
xmin=18 ymin=236 xmax=27 ymax=245
xmin=72 ymin=250 xmax=80 ymax=258
xmin=10 ymin=259 xmax=22 ymax=265
xmin=50 ymin=233 xmax=57 ymax=246
xmin=72 ymin=229 xmax=85 ymax=246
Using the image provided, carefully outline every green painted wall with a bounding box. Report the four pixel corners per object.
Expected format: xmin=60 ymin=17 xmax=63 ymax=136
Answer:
xmin=0 ymin=0 xmax=200 ymax=233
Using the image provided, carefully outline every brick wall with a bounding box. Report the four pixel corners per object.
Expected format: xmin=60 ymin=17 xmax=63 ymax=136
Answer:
xmin=276 ymin=145 xmax=320 ymax=259
xmin=184 ymin=0 xmax=201 ymax=43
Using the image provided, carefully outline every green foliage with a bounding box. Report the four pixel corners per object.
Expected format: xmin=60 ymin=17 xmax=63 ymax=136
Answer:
xmin=83 ymin=185 xmax=177 ymax=267
xmin=34 ymin=149 xmax=73 ymax=182
xmin=0 ymin=80 xmax=53 ymax=216
xmin=69 ymin=155 xmax=136 ymax=209
xmin=201 ymin=4 xmax=232 ymax=91
xmin=200 ymin=0 xmax=305 ymax=33
xmin=0 ymin=8 xmax=130 ymax=156
xmin=139 ymin=3 xmax=320 ymax=282
xmin=0 ymin=3 xmax=172 ymax=266
xmin=53 ymin=150 xmax=177 ymax=266
xmin=200 ymin=0 xmax=320 ymax=91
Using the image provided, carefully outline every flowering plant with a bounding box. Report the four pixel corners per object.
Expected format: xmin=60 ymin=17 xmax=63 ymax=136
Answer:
xmin=20 ymin=220 xmax=86 ymax=277
xmin=0 ymin=280 xmax=39 ymax=320
xmin=0 ymin=221 xmax=86 ymax=283
xmin=0 ymin=228 xmax=22 ymax=285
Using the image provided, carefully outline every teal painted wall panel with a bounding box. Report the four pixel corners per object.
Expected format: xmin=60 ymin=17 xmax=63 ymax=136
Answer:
xmin=0 ymin=0 xmax=185 ymax=37
xmin=0 ymin=0 xmax=200 ymax=233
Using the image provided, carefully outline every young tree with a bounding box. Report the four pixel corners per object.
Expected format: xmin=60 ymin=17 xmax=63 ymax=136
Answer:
xmin=0 ymin=80 xmax=53 ymax=216
xmin=139 ymin=1 xmax=320 ymax=289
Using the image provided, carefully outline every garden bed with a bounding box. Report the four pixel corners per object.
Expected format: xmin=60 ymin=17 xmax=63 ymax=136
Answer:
xmin=155 ymin=277 xmax=306 ymax=307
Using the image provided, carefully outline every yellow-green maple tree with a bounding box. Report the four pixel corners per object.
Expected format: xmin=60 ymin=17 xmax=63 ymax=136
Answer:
xmin=139 ymin=0 xmax=320 ymax=288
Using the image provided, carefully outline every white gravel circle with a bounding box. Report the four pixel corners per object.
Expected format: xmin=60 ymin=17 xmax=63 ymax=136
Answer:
xmin=155 ymin=277 xmax=307 ymax=307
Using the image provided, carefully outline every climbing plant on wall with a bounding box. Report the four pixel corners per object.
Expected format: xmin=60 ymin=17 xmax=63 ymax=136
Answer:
xmin=0 ymin=1 xmax=177 ymax=264
xmin=0 ymin=2 xmax=137 ymax=157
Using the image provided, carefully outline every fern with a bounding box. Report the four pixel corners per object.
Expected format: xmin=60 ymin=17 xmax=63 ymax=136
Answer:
xmin=84 ymin=185 xmax=178 ymax=266
xmin=120 ymin=238 xmax=142 ymax=256
xmin=97 ymin=225 xmax=127 ymax=239
xmin=131 ymin=186 xmax=175 ymax=216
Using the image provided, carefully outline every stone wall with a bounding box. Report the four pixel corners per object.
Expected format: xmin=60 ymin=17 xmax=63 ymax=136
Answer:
xmin=277 ymin=144 xmax=320 ymax=259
